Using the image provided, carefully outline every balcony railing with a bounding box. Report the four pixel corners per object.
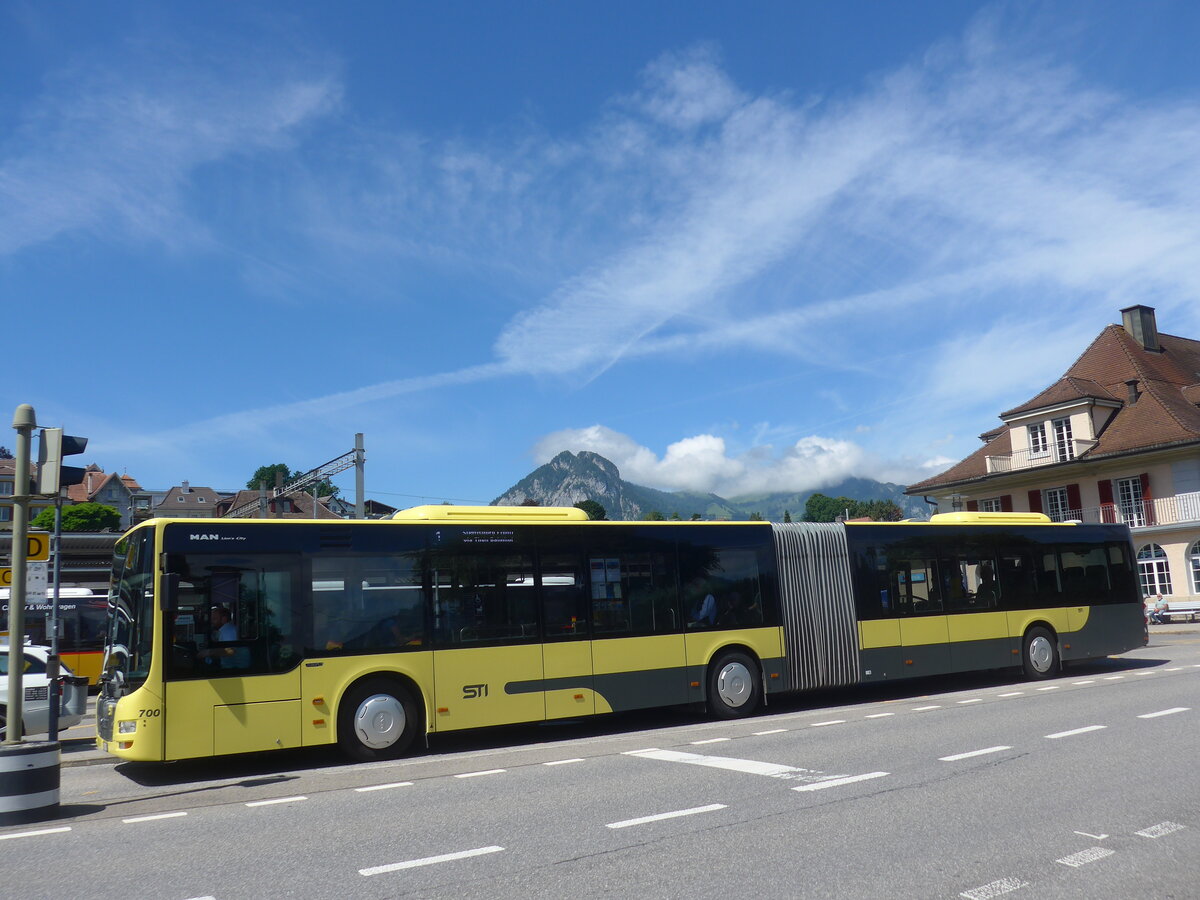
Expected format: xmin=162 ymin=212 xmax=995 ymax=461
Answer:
xmin=985 ymin=439 xmax=1100 ymax=474
xmin=1042 ymin=492 xmax=1200 ymax=528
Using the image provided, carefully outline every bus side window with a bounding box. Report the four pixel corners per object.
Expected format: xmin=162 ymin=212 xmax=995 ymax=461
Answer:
xmin=998 ymin=554 xmax=1037 ymax=609
xmin=891 ymin=558 xmax=940 ymax=614
xmin=540 ymin=554 xmax=588 ymax=638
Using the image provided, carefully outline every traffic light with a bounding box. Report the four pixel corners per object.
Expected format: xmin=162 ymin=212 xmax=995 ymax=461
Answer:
xmin=36 ymin=427 xmax=89 ymax=494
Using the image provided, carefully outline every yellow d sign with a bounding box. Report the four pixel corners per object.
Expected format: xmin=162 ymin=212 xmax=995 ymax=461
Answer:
xmin=26 ymin=532 xmax=51 ymax=562
xmin=0 ymin=567 xmax=11 ymax=587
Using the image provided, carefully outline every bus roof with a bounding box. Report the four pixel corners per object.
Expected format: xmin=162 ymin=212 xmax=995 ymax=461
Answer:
xmin=391 ymin=505 xmax=590 ymax=523
xmin=924 ymin=512 xmax=1057 ymax=526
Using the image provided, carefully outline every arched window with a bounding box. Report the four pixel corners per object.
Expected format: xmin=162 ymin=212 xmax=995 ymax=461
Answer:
xmin=1190 ymin=540 xmax=1200 ymax=595
xmin=1137 ymin=543 xmax=1172 ymax=597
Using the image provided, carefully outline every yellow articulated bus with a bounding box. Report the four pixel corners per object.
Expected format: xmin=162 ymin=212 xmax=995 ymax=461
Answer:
xmin=96 ymin=507 xmax=1145 ymax=763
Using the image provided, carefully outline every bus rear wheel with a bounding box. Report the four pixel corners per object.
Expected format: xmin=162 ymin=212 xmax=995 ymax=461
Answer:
xmin=338 ymin=678 xmax=419 ymax=762
xmin=706 ymin=650 xmax=761 ymax=719
xmin=1022 ymin=627 xmax=1058 ymax=680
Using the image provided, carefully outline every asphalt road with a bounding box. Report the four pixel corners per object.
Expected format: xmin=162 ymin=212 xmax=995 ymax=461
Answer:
xmin=3 ymin=633 xmax=1198 ymax=900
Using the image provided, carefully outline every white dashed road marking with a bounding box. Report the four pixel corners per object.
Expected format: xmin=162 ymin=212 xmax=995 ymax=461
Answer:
xmin=543 ymin=758 xmax=584 ymax=766
xmin=960 ymin=877 xmax=1028 ymax=899
xmin=624 ymin=748 xmax=816 ymax=779
xmin=939 ymin=746 xmax=1011 ymax=762
xmin=0 ymin=826 xmax=71 ymax=841
xmin=1137 ymin=821 xmax=1185 ymax=839
xmin=1045 ymin=725 xmax=1106 ymax=740
xmin=245 ymin=796 xmax=307 ymax=807
xmin=792 ymin=772 xmax=889 ymax=792
xmin=360 ymin=845 xmax=504 ymax=876
xmin=1056 ymin=847 xmax=1114 ymax=868
xmin=355 ymin=781 xmax=413 ymax=792
xmin=123 ymin=811 xmax=187 ymax=824
xmin=1137 ymin=708 xmax=1189 ymax=719
xmin=606 ymin=804 xmax=726 ymax=830
xmin=455 ymin=769 xmax=506 ymax=778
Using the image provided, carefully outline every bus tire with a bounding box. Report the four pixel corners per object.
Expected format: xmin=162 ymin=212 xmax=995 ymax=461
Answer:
xmin=1022 ymin=626 xmax=1058 ymax=680
xmin=706 ymin=650 xmax=761 ymax=719
xmin=338 ymin=678 xmax=419 ymax=762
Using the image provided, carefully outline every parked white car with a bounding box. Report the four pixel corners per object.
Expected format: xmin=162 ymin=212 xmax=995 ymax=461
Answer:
xmin=0 ymin=642 xmax=88 ymax=740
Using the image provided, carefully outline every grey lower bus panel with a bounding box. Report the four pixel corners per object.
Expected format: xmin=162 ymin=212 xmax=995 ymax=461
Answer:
xmin=772 ymin=523 xmax=861 ymax=692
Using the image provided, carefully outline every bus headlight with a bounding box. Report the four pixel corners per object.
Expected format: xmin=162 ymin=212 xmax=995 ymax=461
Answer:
xmin=118 ymin=720 xmax=137 ymax=734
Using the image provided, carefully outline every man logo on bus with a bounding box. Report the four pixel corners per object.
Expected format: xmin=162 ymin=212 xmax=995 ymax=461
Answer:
xmin=190 ymin=534 xmax=220 ymax=541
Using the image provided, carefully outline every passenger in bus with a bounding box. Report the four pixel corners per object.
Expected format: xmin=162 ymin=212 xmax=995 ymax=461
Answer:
xmin=690 ymin=590 xmax=717 ymax=627
xmin=197 ymin=606 xmax=244 ymax=667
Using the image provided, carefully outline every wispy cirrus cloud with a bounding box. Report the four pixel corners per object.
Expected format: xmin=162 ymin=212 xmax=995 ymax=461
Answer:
xmin=0 ymin=42 xmax=340 ymax=255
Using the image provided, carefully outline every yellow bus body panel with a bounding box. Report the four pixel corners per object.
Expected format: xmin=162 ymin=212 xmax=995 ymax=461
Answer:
xmin=61 ymin=651 xmax=104 ymax=686
xmin=433 ymin=644 xmax=545 ymax=732
xmin=163 ymin=671 xmax=300 ymax=760
xmin=859 ymin=619 xmax=900 ymax=649
xmin=683 ymin=626 xmax=783 ymax=670
xmin=543 ymin=641 xmax=595 ymax=719
xmin=947 ymin=611 xmax=1010 ymax=643
xmin=1007 ymin=607 xmax=1073 ymax=638
xmin=898 ymin=616 xmax=950 ymax=646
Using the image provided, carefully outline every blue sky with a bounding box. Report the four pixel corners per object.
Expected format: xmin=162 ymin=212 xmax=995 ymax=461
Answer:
xmin=5 ymin=1 xmax=1200 ymax=507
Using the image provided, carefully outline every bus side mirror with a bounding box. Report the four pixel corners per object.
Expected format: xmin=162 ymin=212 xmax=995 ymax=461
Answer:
xmin=160 ymin=573 xmax=180 ymax=612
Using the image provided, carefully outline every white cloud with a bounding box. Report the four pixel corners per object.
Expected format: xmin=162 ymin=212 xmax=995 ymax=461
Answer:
xmin=534 ymin=425 xmax=906 ymax=496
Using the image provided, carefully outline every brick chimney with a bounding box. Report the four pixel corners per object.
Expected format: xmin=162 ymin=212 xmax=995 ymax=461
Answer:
xmin=1120 ymin=305 xmax=1161 ymax=352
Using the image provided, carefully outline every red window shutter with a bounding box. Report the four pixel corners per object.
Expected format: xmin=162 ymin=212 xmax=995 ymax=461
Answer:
xmin=1000 ymin=494 xmax=1013 ymax=512
xmin=966 ymin=500 xmax=979 ymax=512
xmin=1098 ymin=479 xmax=1115 ymax=523
xmin=1028 ymin=490 xmax=1043 ymax=513
xmin=1140 ymin=473 xmax=1154 ymax=525
xmin=1066 ymin=483 xmax=1082 ymax=516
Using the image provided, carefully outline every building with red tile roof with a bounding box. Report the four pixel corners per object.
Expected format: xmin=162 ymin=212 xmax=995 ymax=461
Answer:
xmin=907 ymin=305 xmax=1200 ymax=600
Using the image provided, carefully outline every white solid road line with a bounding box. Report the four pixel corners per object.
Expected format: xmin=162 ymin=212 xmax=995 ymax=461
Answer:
xmin=606 ymin=803 xmax=727 ymax=830
xmin=455 ymin=769 xmax=506 ymax=778
xmin=245 ymin=796 xmax=308 ymax=807
xmin=939 ymin=746 xmax=1012 ymax=762
xmin=355 ymin=781 xmax=414 ymax=792
xmin=122 ymin=811 xmax=188 ymax=823
xmin=360 ymin=845 xmax=504 ymax=876
xmin=1137 ymin=707 xmax=1190 ymax=719
xmin=792 ymin=772 xmax=889 ymax=792
xmin=1045 ymin=725 xmax=1107 ymax=740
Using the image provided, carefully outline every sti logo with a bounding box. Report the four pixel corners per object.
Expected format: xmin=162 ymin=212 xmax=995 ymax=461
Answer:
xmin=190 ymin=534 xmax=221 ymax=541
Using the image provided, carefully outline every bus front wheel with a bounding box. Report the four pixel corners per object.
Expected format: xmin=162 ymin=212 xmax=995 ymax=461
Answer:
xmin=338 ymin=678 xmax=419 ymax=762
xmin=1022 ymin=627 xmax=1058 ymax=680
xmin=706 ymin=650 xmax=761 ymax=719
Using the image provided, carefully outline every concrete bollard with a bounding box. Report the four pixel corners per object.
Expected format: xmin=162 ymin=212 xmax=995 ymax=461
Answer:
xmin=0 ymin=741 xmax=61 ymax=826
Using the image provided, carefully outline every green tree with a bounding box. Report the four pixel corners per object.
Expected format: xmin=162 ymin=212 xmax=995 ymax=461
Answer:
xmin=783 ymin=509 xmax=792 ymax=523
xmin=520 ymin=498 xmax=541 ymax=506
xmin=32 ymin=502 xmax=121 ymax=532
xmin=803 ymin=493 xmax=856 ymax=522
xmin=643 ymin=510 xmax=665 ymax=521
xmin=574 ymin=500 xmax=607 ymax=520
xmin=690 ymin=513 xmax=702 ymax=521
xmin=748 ymin=511 xmax=764 ymax=521
xmin=0 ymin=445 xmax=12 ymax=460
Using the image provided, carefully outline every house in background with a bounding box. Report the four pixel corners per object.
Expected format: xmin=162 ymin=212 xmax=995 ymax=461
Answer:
xmin=908 ymin=305 xmax=1200 ymax=601
xmin=154 ymin=482 xmax=224 ymax=518
xmin=214 ymin=489 xmax=342 ymax=519
xmin=0 ymin=459 xmax=56 ymax=528
xmin=66 ymin=465 xmax=152 ymax=530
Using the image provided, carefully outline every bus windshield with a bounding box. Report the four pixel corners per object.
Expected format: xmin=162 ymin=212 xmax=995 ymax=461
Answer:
xmin=102 ymin=527 xmax=156 ymax=694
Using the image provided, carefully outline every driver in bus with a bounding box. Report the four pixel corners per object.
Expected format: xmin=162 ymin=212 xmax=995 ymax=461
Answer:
xmin=197 ymin=605 xmax=241 ymax=666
